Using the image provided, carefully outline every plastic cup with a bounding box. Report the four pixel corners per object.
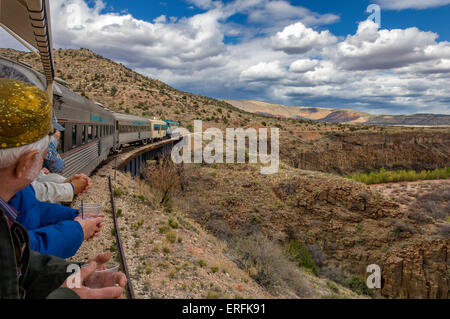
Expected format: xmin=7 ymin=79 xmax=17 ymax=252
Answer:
xmin=77 ymin=203 xmax=102 ymax=220
xmin=95 ymin=261 xmax=120 ymax=273
xmin=86 ymin=261 xmax=120 ymax=289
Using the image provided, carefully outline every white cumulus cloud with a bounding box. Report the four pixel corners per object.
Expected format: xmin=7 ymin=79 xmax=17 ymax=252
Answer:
xmin=375 ymin=0 xmax=450 ymax=10
xmin=289 ymin=59 xmax=319 ymax=73
xmin=272 ymin=22 xmax=337 ymax=54
xmin=334 ymin=20 xmax=450 ymax=71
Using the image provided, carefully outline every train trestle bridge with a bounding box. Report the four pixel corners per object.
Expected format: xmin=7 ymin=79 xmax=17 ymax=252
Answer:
xmin=116 ymin=136 xmax=182 ymax=178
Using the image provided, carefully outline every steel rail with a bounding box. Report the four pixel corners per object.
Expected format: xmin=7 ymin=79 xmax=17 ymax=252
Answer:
xmin=108 ymin=175 xmax=136 ymax=299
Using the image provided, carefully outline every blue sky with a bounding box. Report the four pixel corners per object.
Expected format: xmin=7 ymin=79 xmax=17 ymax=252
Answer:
xmin=104 ymin=0 xmax=450 ymax=42
xmin=1 ymin=0 xmax=450 ymax=115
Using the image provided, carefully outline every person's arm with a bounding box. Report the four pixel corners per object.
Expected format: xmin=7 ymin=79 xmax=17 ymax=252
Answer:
xmin=31 ymin=180 xmax=74 ymax=203
xmin=26 ymin=221 xmax=84 ymax=259
xmin=38 ymin=201 xmax=79 ymax=226
xmin=36 ymin=173 xmax=67 ymax=184
xmin=22 ymin=251 xmax=81 ymax=299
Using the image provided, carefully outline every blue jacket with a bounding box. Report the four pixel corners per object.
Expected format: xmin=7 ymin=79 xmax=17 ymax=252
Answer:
xmin=9 ymin=186 xmax=83 ymax=259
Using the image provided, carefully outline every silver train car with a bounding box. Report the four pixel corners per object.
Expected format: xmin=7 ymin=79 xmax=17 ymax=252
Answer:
xmin=0 ymin=55 xmax=170 ymax=178
xmin=114 ymin=112 xmax=151 ymax=148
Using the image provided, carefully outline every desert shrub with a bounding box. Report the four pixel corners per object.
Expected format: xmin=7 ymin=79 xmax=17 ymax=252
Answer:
xmin=341 ymin=275 xmax=374 ymax=297
xmin=306 ymin=243 xmax=326 ymax=269
xmin=415 ymin=190 xmax=450 ymax=221
xmin=232 ymin=234 xmax=309 ymax=296
xmin=158 ymin=225 xmax=170 ymax=234
xmin=113 ymin=187 xmax=123 ymax=197
xmin=206 ymin=291 xmax=221 ymax=299
xmin=142 ymin=156 xmax=181 ymax=206
xmin=210 ymin=266 xmax=219 ymax=273
xmin=168 ymin=218 xmax=179 ymax=229
xmin=407 ymin=211 xmax=433 ymax=224
xmin=393 ymin=221 xmax=414 ymax=235
xmin=326 ymin=280 xmax=339 ymax=293
xmin=284 ymin=241 xmax=318 ymax=276
xmin=206 ymin=219 xmax=232 ymax=240
xmin=321 ymin=265 xmax=344 ymax=282
xmin=439 ymin=225 xmax=450 ymax=238
xmin=166 ymin=231 xmax=177 ymax=243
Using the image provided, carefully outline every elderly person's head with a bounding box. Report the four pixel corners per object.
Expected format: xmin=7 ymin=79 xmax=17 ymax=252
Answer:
xmin=0 ymin=79 xmax=53 ymax=200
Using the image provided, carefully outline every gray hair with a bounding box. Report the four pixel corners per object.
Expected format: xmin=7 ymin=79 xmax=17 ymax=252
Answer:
xmin=0 ymin=135 xmax=50 ymax=169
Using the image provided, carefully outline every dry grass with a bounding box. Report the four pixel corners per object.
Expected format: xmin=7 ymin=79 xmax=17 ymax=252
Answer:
xmin=232 ymin=233 xmax=310 ymax=297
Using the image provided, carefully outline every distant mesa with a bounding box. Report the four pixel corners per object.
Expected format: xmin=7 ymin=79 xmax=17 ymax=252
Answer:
xmin=225 ymin=100 xmax=450 ymax=126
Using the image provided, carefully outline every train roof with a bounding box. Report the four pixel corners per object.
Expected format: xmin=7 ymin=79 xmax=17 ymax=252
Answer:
xmin=164 ymin=120 xmax=180 ymax=125
xmin=113 ymin=112 xmax=151 ymax=123
xmin=150 ymin=119 xmax=167 ymax=124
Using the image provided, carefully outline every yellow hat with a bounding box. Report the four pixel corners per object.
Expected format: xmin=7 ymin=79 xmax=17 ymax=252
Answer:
xmin=0 ymin=79 xmax=53 ymax=149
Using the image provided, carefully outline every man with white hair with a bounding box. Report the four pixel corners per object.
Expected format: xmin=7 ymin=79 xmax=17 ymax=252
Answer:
xmin=0 ymin=78 xmax=126 ymax=298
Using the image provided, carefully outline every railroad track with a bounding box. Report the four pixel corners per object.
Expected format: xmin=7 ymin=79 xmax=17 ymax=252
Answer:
xmin=92 ymin=137 xmax=182 ymax=298
xmin=108 ymin=175 xmax=136 ymax=299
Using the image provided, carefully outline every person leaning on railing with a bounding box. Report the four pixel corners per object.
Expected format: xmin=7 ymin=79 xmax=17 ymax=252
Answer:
xmin=0 ymin=78 xmax=126 ymax=299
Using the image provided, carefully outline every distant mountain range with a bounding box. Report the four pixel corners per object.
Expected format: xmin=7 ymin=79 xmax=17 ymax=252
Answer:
xmin=225 ymin=100 xmax=450 ymax=126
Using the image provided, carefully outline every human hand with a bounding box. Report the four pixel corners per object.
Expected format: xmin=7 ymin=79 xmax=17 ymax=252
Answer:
xmin=87 ymin=252 xmax=113 ymax=269
xmin=61 ymin=261 xmax=125 ymax=299
xmin=67 ymin=174 xmax=92 ymax=195
xmin=53 ymin=130 xmax=61 ymax=141
xmin=41 ymin=168 xmax=50 ymax=175
xmin=84 ymin=253 xmax=127 ymax=289
xmin=75 ymin=217 xmax=104 ymax=241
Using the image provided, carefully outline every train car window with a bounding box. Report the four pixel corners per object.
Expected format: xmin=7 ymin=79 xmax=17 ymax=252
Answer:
xmin=64 ymin=124 xmax=71 ymax=153
xmin=88 ymin=125 xmax=93 ymax=141
xmin=72 ymin=125 xmax=77 ymax=148
xmin=93 ymin=126 xmax=97 ymax=139
xmin=57 ymin=123 xmax=65 ymax=154
xmin=82 ymin=125 xmax=86 ymax=144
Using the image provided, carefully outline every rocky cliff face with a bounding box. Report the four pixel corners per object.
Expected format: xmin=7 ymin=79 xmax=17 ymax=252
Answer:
xmin=381 ymin=240 xmax=448 ymax=299
xmin=284 ymin=131 xmax=450 ymax=174
xmin=271 ymin=175 xmax=449 ymax=299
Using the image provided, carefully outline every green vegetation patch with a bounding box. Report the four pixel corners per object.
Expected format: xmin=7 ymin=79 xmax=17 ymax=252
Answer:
xmin=283 ymin=241 xmax=318 ymax=276
xmin=347 ymin=167 xmax=450 ymax=185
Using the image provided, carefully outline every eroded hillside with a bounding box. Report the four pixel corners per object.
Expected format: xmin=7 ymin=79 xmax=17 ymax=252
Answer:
xmin=178 ymin=163 xmax=449 ymax=299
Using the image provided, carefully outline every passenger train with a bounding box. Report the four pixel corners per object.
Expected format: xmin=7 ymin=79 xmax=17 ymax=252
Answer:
xmin=0 ymin=55 xmax=178 ymax=178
